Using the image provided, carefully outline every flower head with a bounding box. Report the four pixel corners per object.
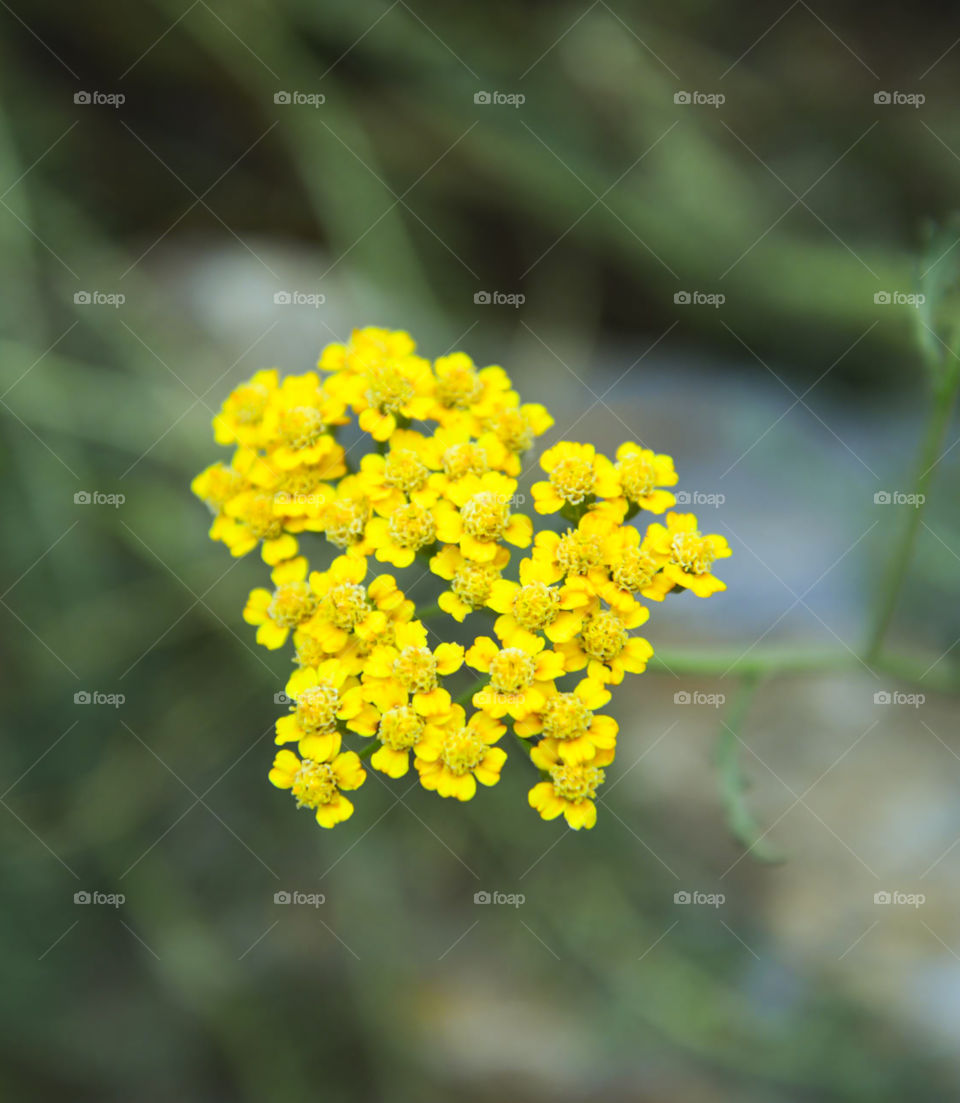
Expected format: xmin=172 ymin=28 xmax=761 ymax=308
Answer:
xmin=196 ymin=328 xmax=728 ymax=832
xmin=414 ymin=706 xmax=507 ymax=800
xmin=269 ymin=747 xmax=366 ymax=827
xmin=646 ymin=511 xmax=731 ymax=597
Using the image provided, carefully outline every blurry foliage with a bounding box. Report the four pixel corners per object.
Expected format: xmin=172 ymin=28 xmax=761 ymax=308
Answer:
xmin=2 ymin=1 xmax=960 ymax=1100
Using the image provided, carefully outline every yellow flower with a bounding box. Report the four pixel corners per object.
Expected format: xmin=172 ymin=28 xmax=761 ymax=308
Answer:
xmin=645 ymin=511 xmax=731 ymax=597
xmin=278 ymin=659 xmax=378 ymax=755
xmin=212 ymin=369 xmax=278 ymax=448
xmin=596 ymin=524 xmax=672 ymax=610
xmin=465 ymin=633 xmax=565 ymax=720
xmin=480 ymin=403 xmax=553 ymax=475
xmin=431 ymin=354 xmax=514 ymax=429
xmin=528 ymin=738 xmax=614 ymax=829
xmin=430 ymin=543 xmax=509 ymax=621
xmin=366 ymin=500 xmax=440 ymax=568
xmin=532 ymin=442 xmax=620 ymax=515
xmin=485 ymin=557 xmax=589 ymax=648
xmin=362 ymin=621 xmax=464 ymax=715
xmin=319 ymin=326 xmax=416 ymax=373
xmin=269 ymin=747 xmax=366 ymax=828
xmin=355 ymin=429 xmax=438 ymax=516
xmin=414 ymin=705 xmax=507 ymax=800
xmin=242 ymin=447 xmax=346 ymax=520
xmin=612 ymin=443 xmax=677 ymax=514
xmin=434 ymin=471 xmax=532 ymax=562
xmin=556 ymin=606 xmax=654 ymax=684
xmin=191 ymin=460 xmax=247 ymax=514
xmin=259 ymin=373 xmax=346 ymax=470
xmin=196 ymin=327 xmax=729 ymax=832
xmin=294 ymin=573 xmax=414 ymax=670
xmin=220 ymin=490 xmax=300 ymax=563
xmin=322 ymin=333 xmax=435 ymax=441
xmin=319 ymin=475 xmax=373 ymax=553
xmin=367 ymin=704 xmax=463 ymax=779
xmin=299 ymin=554 xmax=381 ymax=653
xmin=530 ymin=509 xmax=615 ymax=586
xmin=243 ymin=556 xmax=318 ymax=649
xmin=423 ymin=424 xmax=508 ymax=497
xmin=515 ymin=678 xmax=616 ymax=765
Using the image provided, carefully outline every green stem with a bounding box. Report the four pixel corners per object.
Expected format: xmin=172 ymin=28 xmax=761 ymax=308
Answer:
xmin=356 ymin=740 xmax=378 ymax=760
xmin=866 ymin=358 xmax=960 ymax=663
xmin=510 ymin=727 xmax=537 ymax=764
xmin=454 ymin=677 xmax=487 ymax=707
xmin=715 ymin=672 xmax=782 ymax=862
xmin=647 ymin=646 xmax=960 ymax=691
xmin=415 ymin=602 xmax=442 ymax=620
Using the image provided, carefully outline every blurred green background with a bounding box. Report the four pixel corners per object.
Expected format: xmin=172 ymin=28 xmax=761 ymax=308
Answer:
xmin=3 ymin=2 xmax=960 ymax=1100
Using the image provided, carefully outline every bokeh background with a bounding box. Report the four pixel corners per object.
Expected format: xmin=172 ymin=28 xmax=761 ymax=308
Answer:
xmin=3 ymin=2 xmax=960 ymax=1099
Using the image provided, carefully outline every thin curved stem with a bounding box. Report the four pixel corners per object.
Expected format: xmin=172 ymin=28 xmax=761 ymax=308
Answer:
xmin=866 ymin=358 xmax=960 ymax=663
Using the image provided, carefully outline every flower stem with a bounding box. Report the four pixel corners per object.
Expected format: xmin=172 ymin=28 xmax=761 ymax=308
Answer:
xmin=715 ymin=672 xmax=782 ymax=862
xmin=866 ymin=357 xmax=960 ymax=664
xmin=454 ymin=677 xmax=486 ymax=707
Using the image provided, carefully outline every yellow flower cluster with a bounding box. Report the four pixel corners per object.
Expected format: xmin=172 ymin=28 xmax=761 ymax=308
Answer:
xmin=193 ymin=328 xmax=730 ymax=831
